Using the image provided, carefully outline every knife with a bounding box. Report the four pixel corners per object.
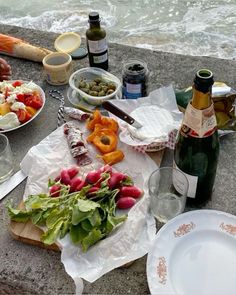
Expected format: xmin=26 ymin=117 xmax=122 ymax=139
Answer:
xmin=102 ymin=101 xmax=143 ymax=128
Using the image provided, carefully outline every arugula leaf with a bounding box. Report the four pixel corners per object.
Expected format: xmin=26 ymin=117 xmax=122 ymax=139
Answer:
xmin=46 ymin=208 xmax=69 ymax=229
xmin=106 ymin=214 xmax=127 ymax=233
xmin=88 ymin=208 xmax=102 ymax=227
xmin=41 ymin=219 xmax=64 ymax=245
xmin=81 ymin=229 xmax=104 ymax=252
xmin=60 ymin=220 xmax=71 ymax=239
xmin=31 ymin=211 xmax=44 ymax=225
xmin=72 ymin=207 xmax=92 ymax=226
xmin=81 ymin=219 xmax=93 ymax=232
xmin=70 ymin=224 xmax=88 ymax=244
xmin=7 ymin=205 xmax=31 ymax=223
xmin=76 ymin=199 xmax=100 ymax=212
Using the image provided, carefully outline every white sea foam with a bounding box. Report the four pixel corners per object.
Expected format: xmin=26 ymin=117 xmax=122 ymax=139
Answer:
xmin=0 ymin=0 xmax=235 ymax=59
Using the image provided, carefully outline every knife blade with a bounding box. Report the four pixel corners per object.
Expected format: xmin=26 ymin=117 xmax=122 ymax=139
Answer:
xmin=102 ymin=101 xmax=143 ymax=128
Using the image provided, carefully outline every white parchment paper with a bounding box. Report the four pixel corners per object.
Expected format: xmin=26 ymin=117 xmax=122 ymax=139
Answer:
xmin=20 ymin=121 xmax=159 ymax=294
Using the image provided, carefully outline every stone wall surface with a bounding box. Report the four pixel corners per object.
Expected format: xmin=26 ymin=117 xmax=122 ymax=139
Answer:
xmin=0 ymin=24 xmax=235 ymax=295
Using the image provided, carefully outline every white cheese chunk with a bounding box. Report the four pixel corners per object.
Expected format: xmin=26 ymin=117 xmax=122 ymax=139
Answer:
xmin=0 ymin=112 xmax=20 ymax=130
xmin=6 ymin=93 xmax=17 ymax=104
xmin=127 ymin=105 xmax=174 ymax=141
xmin=10 ymin=102 xmax=26 ymax=111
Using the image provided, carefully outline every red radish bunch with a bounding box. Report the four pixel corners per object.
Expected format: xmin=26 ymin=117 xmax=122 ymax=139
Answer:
xmin=48 ymin=165 xmax=143 ymax=210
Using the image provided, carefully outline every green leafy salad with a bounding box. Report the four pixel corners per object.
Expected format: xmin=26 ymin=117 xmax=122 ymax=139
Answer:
xmin=7 ymin=165 xmax=142 ymax=251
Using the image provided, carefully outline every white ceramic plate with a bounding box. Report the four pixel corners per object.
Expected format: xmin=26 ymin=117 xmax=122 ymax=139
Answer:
xmin=0 ymin=81 xmax=45 ymax=133
xmin=147 ymin=209 xmax=236 ymax=295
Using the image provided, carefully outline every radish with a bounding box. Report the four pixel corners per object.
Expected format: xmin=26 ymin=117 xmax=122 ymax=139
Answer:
xmin=87 ymin=186 xmax=100 ymax=197
xmin=99 ymin=164 xmax=112 ymax=174
xmin=67 ymin=166 xmax=79 ymax=179
xmin=85 ymin=170 xmax=101 ymax=184
xmin=54 ymin=175 xmax=61 ymax=182
xmin=70 ymin=177 xmax=83 ymax=192
xmin=49 ymin=185 xmax=61 ymax=198
xmin=75 ymin=180 xmax=86 ymax=191
xmin=119 ymin=186 xmax=142 ymax=199
xmin=60 ymin=169 xmax=71 ymax=185
xmin=108 ymin=172 xmax=126 ymax=189
xmin=116 ymin=197 xmax=136 ymax=209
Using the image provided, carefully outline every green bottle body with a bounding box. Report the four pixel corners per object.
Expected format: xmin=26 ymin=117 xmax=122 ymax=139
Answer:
xmin=174 ymin=130 xmax=219 ymax=206
xmin=86 ymin=19 xmax=108 ymax=70
xmin=174 ymin=69 xmax=219 ymax=206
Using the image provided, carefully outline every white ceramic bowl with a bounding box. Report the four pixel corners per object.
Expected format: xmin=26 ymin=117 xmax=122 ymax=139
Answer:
xmin=69 ymin=67 xmax=122 ymax=106
xmin=0 ymin=80 xmax=45 ymax=133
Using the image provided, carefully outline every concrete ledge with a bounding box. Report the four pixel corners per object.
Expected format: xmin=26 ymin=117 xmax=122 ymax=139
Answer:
xmin=0 ymin=24 xmax=236 ymax=295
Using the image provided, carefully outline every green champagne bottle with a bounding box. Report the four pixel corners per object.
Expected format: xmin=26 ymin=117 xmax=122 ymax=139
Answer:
xmin=86 ymin=12 xmax=108 ymax=70
xmin=174 ymin=69 xmax=219 ymax=206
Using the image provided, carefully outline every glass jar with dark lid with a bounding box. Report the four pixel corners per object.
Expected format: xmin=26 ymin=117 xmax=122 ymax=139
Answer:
xmin=122 ymin=59 xmax=149 ymax=99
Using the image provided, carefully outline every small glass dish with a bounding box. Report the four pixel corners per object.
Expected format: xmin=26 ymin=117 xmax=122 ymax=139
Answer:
xmin=69 ymin=67 xmax=122 ymax=106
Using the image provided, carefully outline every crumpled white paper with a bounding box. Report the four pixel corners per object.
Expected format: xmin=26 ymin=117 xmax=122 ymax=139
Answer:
xmin=20 ymin=121 xmax=159 ymax=294
xmin=109 ymin=85 xmax=183 ymax=146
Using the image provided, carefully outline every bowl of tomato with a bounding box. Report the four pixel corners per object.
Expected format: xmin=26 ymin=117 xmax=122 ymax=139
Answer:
xmin=0 ymin=80 xmax=45 ymax=132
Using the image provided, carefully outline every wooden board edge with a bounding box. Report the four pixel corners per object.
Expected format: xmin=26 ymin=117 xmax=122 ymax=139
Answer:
xmin=9 ymin=201 xmax=60 ymax=252
xmin=9 ymin=221 xmax=60 ymax=251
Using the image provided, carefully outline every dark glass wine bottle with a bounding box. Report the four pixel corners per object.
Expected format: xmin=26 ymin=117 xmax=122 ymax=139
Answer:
xmin=174 ymin=69 xmax=219 ymax=206
xmin=86 ymin=12 xmax=108 ymax=70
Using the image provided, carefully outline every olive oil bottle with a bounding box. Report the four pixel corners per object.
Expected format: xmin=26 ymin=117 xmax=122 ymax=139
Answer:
xmin=86 ymin=12 xmax=108 ymax=70
xmin=174 ymin=69 xmax=219 ymax=206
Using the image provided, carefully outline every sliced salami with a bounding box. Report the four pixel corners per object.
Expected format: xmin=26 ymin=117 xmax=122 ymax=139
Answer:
xmin=64 ymin=107 xmax=91 ymax=121
xmin=76 ymin=153 xmax=92 ymax=166
xmin=64 ymin=122 xmax=92 ymax=166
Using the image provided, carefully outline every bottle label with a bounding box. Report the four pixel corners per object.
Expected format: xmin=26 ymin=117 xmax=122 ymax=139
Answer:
xmin=173 ymin=161 xmax=198 ymax=198
xmin=88 ymin=38 xmax=107 ymax=54
xmin=93 ymin=53 xmax=108 ymax=64
xmin=124 ymin=83 xmax=142 ymax=99
xmin=181 ymin=103 xmax=217 ymax=138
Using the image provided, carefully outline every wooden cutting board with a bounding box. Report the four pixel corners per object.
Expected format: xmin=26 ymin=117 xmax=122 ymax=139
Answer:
xmin=9 ymin=150 xmax=164 ymax=251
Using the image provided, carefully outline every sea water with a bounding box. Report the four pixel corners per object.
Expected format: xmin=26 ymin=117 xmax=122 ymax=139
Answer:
xmin=0 ymin=0 xmax=235 ymax=59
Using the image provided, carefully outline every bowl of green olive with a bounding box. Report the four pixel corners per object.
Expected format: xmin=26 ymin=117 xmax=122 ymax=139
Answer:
xmin=69 ymin=67 xmax=122 ymax=105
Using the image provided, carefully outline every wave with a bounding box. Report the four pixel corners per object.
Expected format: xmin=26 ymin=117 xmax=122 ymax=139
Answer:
xmin=0 ymin=4 xmax=235 ymax=59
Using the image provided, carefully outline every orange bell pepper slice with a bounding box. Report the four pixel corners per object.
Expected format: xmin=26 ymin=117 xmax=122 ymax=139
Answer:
xmin=92 ymin=130 xmax=118 ymax=154
xmin=101 ymin=150 xmax=124 ymax=165
xmin=100 ymin=116 xmax=119 ymax=133
xmin=86 ymin=110 xmax=102 ymax=130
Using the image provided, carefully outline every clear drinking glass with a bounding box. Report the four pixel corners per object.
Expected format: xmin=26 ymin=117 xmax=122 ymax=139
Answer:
xmin=0 ymin=134 xmax=14 ymax=183
xmin=148 ymin=167 xmax=189 ymax=223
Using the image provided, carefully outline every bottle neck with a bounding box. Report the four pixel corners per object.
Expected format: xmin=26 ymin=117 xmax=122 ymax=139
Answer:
xmin=89 ymin=21 xmax=101 ymax=29
xmin=191 ymin=86 xmax=212 ymax=110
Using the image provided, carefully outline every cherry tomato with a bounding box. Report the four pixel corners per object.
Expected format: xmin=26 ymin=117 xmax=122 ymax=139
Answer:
xmin=24 ymin=93 xmax=43 ymax=110
xmin=16 ymin=93 xmax=25 ymax=103
xmin=12 ymin=80 xmax=23 ymax=87
xmin=16 ymin=109 xmax=32 ymax=123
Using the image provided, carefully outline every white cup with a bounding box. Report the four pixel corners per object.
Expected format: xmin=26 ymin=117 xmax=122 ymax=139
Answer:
xmin=42 ymin=52 xmax=73 ymax=85
xmin=0 ymin=134 xmax=14 ymax=183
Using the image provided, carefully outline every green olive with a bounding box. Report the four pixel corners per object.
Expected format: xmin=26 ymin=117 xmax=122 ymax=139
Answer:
xmin=78 ymin=81 xmax=87 ymax=89
xmin=92 ymin=85 xmax=102 ymax=92
xmin=89 ymin=90 xmax=98 ymax=96
xmin=88 ymin=82 xmax=97 ymax=89
xmin=107 ymin=82 xmax=116 ymax=91
xmin=98 ymin=90 xmax=106 ymax=96
xmin=80 ymin=87 xmax=90 ymax=94
xmin=94 ymin=78 xmax=102 ymax=84
xmin=107 ymin=89 xmax=115 ymax=95
xmin=101 ymin=86 xmax=108 ymax=92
